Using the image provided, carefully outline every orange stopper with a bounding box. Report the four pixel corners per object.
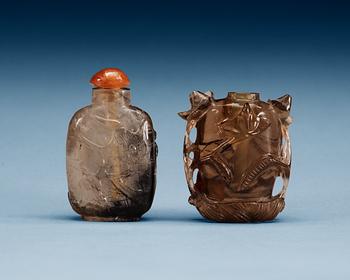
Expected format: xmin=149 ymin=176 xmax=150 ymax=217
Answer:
xmin=90 ymin=68 xmax=130 ymax=89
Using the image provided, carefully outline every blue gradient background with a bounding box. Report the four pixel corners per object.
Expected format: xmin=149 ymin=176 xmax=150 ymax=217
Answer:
xmin=0 ymin=1 xmax=349 ymax=279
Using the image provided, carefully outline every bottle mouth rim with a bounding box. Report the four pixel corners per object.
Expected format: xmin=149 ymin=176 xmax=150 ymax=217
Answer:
xmin=92 ymin=87 xmax=130 ymax=91
xmin=228 ymin=92 xmax=260 ymax=100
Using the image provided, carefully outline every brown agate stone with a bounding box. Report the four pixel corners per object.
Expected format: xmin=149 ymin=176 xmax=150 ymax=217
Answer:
xmin=66 ymin=69 xmax=157 ymax=221
xmin=179 ymin=91 xmax=292 ymax=222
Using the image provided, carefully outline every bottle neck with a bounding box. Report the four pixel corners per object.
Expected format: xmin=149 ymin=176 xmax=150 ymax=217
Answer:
xmin=227 ymin=92 xmax=260 ymax=101
xmin=92 ymin=88 xmax=131 ymax=106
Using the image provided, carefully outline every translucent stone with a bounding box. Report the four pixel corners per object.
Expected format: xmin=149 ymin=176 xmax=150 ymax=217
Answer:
xmin=179 ymin=91 xmax=292 ymax=222
xmin=67 ymin=72 xmax=156 ymax=222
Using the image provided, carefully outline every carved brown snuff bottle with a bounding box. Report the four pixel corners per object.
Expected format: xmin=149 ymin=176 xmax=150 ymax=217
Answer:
xmin=66 ymin=68 xmax=157 ymax=221
xmin=179 ymin=91 xmax=292 ymax=222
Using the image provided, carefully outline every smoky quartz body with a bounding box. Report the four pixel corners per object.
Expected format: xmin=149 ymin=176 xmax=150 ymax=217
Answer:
xmin=179 ymin=91 xmax=292 ymax=222
xmin=67 ymin=88 xmax=157 ymax=221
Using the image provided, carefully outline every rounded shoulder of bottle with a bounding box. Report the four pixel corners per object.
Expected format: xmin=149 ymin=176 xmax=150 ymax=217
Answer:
xmin=129 ymin=105 xmax=154 ymax=127
xmin=68 ymin=105 xmax=92 ymax=128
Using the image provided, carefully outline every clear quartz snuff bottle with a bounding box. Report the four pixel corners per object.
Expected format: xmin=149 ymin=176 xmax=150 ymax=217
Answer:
xmin=179 ymin=91 xmax=292 ymax=222
xmin=66 ymin=68 xmax=157 ymax=221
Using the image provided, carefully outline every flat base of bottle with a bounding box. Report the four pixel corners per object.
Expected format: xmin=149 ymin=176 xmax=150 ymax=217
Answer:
xmin=81 ymin=215 xmax=141 ymax=222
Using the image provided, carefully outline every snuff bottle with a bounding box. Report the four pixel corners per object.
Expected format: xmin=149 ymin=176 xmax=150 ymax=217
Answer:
xmin=179 ymin=91 xmax=292 ymax=222
xmin=66 ymin=68 xmax=157 ymax=221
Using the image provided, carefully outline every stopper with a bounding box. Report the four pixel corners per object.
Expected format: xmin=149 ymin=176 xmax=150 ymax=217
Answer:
xmin=90 ymin=68 xmax=130 ymax=89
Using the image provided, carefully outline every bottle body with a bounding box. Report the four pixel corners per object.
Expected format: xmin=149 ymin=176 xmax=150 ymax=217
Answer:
xmin=179 ymin=91 xmax=292 ymax=222
xmin=67 ymin=89 xmax=157 ymax=221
